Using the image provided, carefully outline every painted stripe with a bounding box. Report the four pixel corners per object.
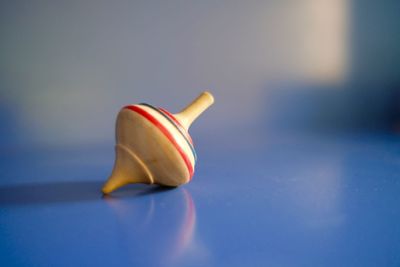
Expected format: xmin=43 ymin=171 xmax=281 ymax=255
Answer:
xmin=158 ymin=108 xmax=194 ymax=145
xmin=136 ymin=104 xmax=195 ymax=166
xmin=139 ymin=103 xmax=197 ymax=162
xmin=124 ymin=105 xmax=194 ymax=179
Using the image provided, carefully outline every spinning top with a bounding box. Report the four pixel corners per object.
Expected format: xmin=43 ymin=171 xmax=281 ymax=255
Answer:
xmin=102 ymin=91 xmax=214 ymax=194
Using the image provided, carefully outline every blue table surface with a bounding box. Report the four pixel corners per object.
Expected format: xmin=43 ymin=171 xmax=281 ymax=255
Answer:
xmin=1 ymin=131 xmax=400 ymax=267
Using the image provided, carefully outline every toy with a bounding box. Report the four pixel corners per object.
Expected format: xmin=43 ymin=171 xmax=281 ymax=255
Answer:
xmin=102 ymin=91 xmax=214 ymax=194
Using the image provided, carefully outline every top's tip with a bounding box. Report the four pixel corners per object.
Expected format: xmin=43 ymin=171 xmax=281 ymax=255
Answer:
xmin=175 ymin=90 xmax=215 ymax=129
xmin=200 ymin=91 xmax=215 ymax=105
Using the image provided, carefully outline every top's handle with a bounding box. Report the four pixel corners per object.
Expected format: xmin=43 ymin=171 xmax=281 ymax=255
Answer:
xmin=175 ymin=91 xmax=214 ymax=129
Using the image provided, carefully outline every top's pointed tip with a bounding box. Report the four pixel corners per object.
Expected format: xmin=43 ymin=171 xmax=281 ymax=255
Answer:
xmin=101 ymin=177 xmax=123 ymax=195
xmin=102 ymin=186 xmax=112 ymax=195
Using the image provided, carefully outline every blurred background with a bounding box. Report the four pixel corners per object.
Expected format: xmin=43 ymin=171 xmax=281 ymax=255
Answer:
xmin=1 ymin=2 xmax=400 ymax=266
xmin=0 ymin=0 xmax=399 ymax=149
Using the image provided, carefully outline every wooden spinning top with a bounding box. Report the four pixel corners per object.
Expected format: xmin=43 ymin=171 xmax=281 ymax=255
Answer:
xmin=102 ymin=91 xmax=214 ymax=194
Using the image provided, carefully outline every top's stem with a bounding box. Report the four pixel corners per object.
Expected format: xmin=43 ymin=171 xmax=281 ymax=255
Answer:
xmin=175 ymin=91 xmax=214 ymax=129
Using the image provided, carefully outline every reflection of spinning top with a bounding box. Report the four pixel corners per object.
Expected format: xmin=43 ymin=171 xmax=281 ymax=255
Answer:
xmin=104 ymin=189 xmax=199 ymax=266
xmin=102 ymin=91 xmax=214 ymax=194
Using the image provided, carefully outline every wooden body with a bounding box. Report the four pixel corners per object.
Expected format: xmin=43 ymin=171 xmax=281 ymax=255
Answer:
xmin=102 ymin=91 xmax=214 ymax=194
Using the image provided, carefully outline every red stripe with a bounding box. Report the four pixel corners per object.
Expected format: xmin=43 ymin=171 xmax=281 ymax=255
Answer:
xmin=158 ymin=108 xmax=194 ymax=145
xmin=124 ymin=105 xmax=194 ymax=179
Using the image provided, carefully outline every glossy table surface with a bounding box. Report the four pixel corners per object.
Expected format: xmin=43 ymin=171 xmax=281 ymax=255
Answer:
xmin=1 ymin=130 xmax=400 ymax=267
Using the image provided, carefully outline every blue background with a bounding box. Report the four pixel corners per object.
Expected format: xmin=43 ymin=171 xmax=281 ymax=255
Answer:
xmin=1 ymin=1 xmax=400 ymax=266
